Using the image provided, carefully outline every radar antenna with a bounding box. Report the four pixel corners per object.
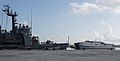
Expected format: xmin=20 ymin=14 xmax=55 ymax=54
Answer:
xmin=2 ymin=5 xmax=18 ymax=33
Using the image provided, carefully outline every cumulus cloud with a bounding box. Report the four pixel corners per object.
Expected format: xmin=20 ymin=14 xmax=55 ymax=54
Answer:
xmin=98 ymin=20 xmax=120 ymax=44
xmin=111 ymin=6 xmax=120 ymax=14
xmin=79 ymin=20 xmax=120 ymax=44
xmin=101 ymin=20 xmax=113 ymax=34
xmin=70 ymin=0 xmax=120 ymax=14
xmin=79 ymin=37 xmax=85 ymax=41
xmin=94 ymin=31 xmax=103 ymax=41
xmin=96 ymin=0 xmax=120 ymax=4
xmin=70 ymin=2 xmax=108 ymax=14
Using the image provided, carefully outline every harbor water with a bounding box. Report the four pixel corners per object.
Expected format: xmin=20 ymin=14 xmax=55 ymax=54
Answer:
xmin=0 ymin=50 xmax=120 ymax=61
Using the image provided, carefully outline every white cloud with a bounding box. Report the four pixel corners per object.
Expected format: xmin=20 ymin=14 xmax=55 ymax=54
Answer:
xmin=70 ymin=0 xmax=120 ymax=15
xmin=70 ymin=2 xmax=108 ymax=14
xmin=96 ymin=0 xmax=120 ymax=4
xmin=112 ymin=0 xmax=120 ymax=3
xmin=94 ymin=31 xmax=103 ymax=41
xmin=106 ymin=25 xmax=113 ymax=33
xmin=79 ymin=20 xmax=120 ymax=44
xmin=100 ymin=20 xmax=113 ymax=34
xmin=111 ymin=5 xmax=120 ymax=14
xmin=99 ymin=20 xmax=120 ymax=44
xmin=79 ymin=37 xmax=85 ymax=41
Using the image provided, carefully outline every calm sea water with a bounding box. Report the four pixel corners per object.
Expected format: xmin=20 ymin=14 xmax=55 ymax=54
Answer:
xmin=0 ymin=50 xmax=120 ymax=61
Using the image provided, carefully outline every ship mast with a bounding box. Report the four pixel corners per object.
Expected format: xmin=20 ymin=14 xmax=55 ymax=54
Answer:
xmin=2 ymin=5 xmax=18 ymax=33
xmin=68 ymin=36 xmax=70 ymax=44
xmin=31 ymin=10 xmax=32 ymax=36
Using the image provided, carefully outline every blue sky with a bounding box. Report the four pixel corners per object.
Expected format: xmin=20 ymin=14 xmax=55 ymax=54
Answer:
xmin=1 ymin=0 xmax=120 ymax=44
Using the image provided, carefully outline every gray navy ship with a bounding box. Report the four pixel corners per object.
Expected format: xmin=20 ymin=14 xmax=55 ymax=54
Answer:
xmin=74 ymin=40 xmax=115 ymax=50
xmin=0 ymin=5 xmax=68 ymax=50
xmin=32 ymin=40 xmax=69 ymax=50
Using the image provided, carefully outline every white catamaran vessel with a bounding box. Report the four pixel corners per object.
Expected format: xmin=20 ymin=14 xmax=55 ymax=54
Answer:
xmin=74 ymin=40 xmax=115 ymax=50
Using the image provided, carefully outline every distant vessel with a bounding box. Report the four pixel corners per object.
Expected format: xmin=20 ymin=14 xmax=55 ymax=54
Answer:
xmin=66 ymin=36 xmax=75 ymax=50
xmin=32 ymin=40 xmax=69 ymax=50
xmin=74 ymin=40 xmax=115 ymax=50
